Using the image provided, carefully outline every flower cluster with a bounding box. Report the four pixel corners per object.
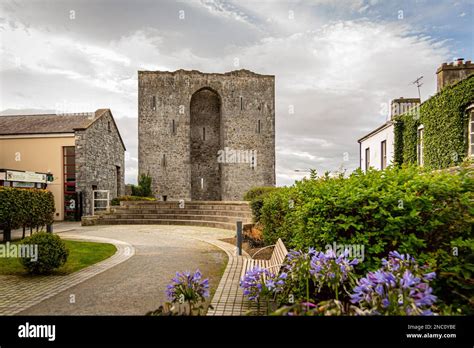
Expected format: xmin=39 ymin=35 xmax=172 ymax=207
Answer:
xmin=240 ymin=267 xmax=287 ymax=302
xmin=310 ymin=249 xmax=359 ymax=295
xmin=166 ymin=269 xmax=210 ymax=304
xmin=350 ymin=251 xmax=437 ymax=315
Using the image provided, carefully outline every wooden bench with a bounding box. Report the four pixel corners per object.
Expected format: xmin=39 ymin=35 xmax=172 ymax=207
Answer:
xmin=241 ymin=238 xmax=289 ymax=279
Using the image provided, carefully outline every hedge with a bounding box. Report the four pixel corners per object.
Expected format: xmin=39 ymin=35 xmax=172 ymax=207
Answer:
xmin=111 ymin=195 xmax=156 ymax=206
xmin=243 ymin=186 xmax=279 ymax=223
xmin=0 ymin=187 xmax=55 ymax=241
xmin=258 ymin=165 xmax=474 ymax=314
xmin=394 ymin=75 xmax=474 ymax=168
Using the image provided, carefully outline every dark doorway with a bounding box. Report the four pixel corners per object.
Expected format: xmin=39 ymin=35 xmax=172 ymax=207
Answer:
xmin=190 ymin=88 xmax=221 ymax=201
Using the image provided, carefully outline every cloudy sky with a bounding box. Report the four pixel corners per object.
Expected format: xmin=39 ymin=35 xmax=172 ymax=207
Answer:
xmin=0 ymin=0 xmax=472 ymax=185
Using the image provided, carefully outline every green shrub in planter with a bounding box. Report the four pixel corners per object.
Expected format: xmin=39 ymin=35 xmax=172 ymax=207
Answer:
xmin=20 ymin=232 xmax=69 ymax=274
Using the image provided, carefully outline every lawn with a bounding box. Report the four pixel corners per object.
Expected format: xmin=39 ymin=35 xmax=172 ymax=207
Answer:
xmin=0 ymin=239 xmax=117 ymax=276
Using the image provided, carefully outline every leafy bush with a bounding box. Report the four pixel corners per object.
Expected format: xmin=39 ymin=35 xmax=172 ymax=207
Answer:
xmin=131 ymin=174 xmax=153 ymax=197
xmin=20 ymin=232 xmax=69 ymax=274
xmin=243 ymin=186 xmax=279 ymax=223
xmin=259 ymin=165 xmax=473 ymax=314
xmin=111 ymin=195 xmax=156 ymax=206
xmin=0 ymin=188 xmax=55 ymax=241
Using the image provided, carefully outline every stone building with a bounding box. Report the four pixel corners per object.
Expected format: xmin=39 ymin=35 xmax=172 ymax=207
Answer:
xmin=138 ymin=69 xmax=275 ymax=201
xmin=0 ymin=109 xmax=125 ymax=219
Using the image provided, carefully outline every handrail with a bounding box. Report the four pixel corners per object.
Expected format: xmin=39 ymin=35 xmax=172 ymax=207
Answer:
xmin=251 ymin=244 xmax=276 ymax=259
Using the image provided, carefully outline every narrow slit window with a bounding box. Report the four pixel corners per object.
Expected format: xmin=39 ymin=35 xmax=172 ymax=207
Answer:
xmin=257 ymin=120 xmax=261 ymax=134
xmin=240 ymin=96 xmax=243 ymax=111
xmin=108 ymin=121 xmax=111 ymax=132
xmin=152 ymin=96 xmax=156 ymax=110
xmin=172 ymin=120 xmax=176 ymax=135
xmin=202 ymin=127 xmax=206 ymax=141
xmin=161 ymin=154 xmax=166 ymax=168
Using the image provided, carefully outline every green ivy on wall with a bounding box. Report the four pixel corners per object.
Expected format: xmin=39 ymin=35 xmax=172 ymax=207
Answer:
xmin=394 ymin=75 xmax=474 ymax=168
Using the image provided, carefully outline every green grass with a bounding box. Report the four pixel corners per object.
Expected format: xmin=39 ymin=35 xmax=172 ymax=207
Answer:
xmin=0 ymin=240 xmax=117 ymax=276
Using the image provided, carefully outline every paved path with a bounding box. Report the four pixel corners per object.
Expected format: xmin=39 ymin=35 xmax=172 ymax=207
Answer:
xmin=0 ymin=233 xmax=134 ymax=315
xmin=15 ymin=225 xmax=232 ymax=315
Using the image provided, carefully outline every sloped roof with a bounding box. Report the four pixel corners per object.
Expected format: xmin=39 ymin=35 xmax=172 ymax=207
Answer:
xmin=0 ymin=112 xmax=97 ymax=135
xmin=0 ymin=109 xmax=126 ymax=150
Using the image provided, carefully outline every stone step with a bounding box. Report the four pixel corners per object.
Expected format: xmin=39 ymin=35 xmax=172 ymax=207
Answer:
xmin=118 ymin=202 xmax=251 ymax=212
xmin=102 ymin=214 xmax=251 ymax=223
xmin=110 ymin=208 xmax=252 ymax=218
xmin=95 ymin=219 xmax=240 ymax=231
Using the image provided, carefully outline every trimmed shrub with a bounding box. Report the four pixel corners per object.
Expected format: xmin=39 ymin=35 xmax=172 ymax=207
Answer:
xmin=131 ymin=174 xmax=153 ymax=197
xmin=259 ymin=165 xmax=473 ymax=314
xmin=0 ymin=188 xmax=55 ymax=241
xmin=20 ymin=232 xmax=69 ymax=274
xmin=243 ymin=186 xmax=279 ymax=223
xmin=111 ymin=195 xmax=156 ymax=206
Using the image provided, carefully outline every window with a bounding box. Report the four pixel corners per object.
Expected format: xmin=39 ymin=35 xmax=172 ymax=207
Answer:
xmin=152 ymin=96 xmax=156 ymax=110
xmin=63 ymin=146 xmax=76 ymax=221
xmin=171 ymin=120 xmax=176 ymax=135
xmin=417 ymin=126 xmax=424 ymax=166
xmin=202 ymin=127 xmax=206 ymax=141
xmin=116 ymin=166 xmax=121 ymax=196
xmin=257 ymin=120 xmax=261 ymax=134
xmin=381 ymin=140 xmax=387 ymax=170
xmin=161 ymin=154 xmax=166 ymax=168
xmin=108 ymin=121 xmax=111 ymax=132
xmin=240 ymin=96 xmax=243 ymax=111
xmin=365 ymin=147 xmax=370 ymax=171
xmin=469 ymin=110 xmax=474 ymax=157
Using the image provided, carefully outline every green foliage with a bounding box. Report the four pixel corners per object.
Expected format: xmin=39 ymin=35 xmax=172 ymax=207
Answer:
xmin=395 ymin=75 xmax=474 ymax=168
xmin=244 ymin=186 xmax=279 ymax=223
xmin=393 ymin=120 xmax=404 ymax=166
xmin=111 ymin=195 xmax=156 ymax=206
xmin=20 ymin=232 xmax=69 ymax=274
xmin=0 ymin=188 xmax=55 ymax=238
xmin=131 ymin=174 xmax=153 ymax=197
xmin=259 ymin=165 xmax=474 ymax=313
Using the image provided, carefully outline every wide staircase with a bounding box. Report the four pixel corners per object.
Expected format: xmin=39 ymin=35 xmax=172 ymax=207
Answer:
xmin=89 ymin=201 xmax=253 ymax=231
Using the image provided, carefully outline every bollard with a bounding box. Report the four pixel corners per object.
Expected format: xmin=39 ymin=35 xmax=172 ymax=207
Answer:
xmin=46 ymin=224 xmax=53 ymax=233
xmin=236 ymin=221 xmax=242 ymax=256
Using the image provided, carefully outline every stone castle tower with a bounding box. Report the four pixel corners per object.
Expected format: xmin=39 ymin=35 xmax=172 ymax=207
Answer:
xmin=138 ymin=69 xmax=275 ymax=201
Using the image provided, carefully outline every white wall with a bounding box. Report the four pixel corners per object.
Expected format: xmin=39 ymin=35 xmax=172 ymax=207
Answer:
xmin=359 ymin=124 xmax=394 ymax=171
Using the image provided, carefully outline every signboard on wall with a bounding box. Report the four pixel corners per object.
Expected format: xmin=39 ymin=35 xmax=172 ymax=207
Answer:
xmin=6 ymin=170 xmax=47 ymax=183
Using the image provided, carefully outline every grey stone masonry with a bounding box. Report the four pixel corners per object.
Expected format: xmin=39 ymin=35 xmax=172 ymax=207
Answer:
xmin=75 ymin=109 xmax=126 ymax=215
xmin=138 ymin=69 xmax=276 ymax=201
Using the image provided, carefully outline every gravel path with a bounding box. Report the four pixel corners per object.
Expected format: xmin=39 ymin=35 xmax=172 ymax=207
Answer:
xmin=19 ymin=225 xmax=232 ymax=315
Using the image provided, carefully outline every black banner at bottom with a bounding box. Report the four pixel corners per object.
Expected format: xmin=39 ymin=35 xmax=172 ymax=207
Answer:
xmin=0 ymin=315 xmax=472 ymax=347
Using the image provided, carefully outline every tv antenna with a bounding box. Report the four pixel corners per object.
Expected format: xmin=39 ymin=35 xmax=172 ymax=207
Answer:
xmin=411 ymin=76 xmax=423 ymax=100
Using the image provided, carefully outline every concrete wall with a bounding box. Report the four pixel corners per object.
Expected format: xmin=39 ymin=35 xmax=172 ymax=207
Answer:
xmin=359 ymin=124 xmax=394 ymax=171
xmin=138 ymin=69 xmax=276 ymax=201
xmin=0 ymin=135 xmax=75 ymax=220
xmin=75 ymin=111 xmax=125 ymax=215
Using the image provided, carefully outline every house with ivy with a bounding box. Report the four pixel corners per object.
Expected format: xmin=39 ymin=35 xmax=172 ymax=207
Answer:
xmin=359 ymin=59 xmax=474 ymax=171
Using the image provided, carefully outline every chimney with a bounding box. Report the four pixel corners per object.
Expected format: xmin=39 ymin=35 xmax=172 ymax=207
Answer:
xmin=436 ymin=58 xmax=474 ymax=92
xmin=391 ymin=97 xmax=421 ymax=119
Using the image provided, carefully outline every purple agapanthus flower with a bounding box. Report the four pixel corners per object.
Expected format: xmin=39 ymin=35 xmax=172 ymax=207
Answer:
xmin=166 ymin=269 xmax=210 ymax=303
xmin=240 ymin=267 xmax=286 ymax=302
xmin=350 ymin=251 xmax=437 ymax=316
